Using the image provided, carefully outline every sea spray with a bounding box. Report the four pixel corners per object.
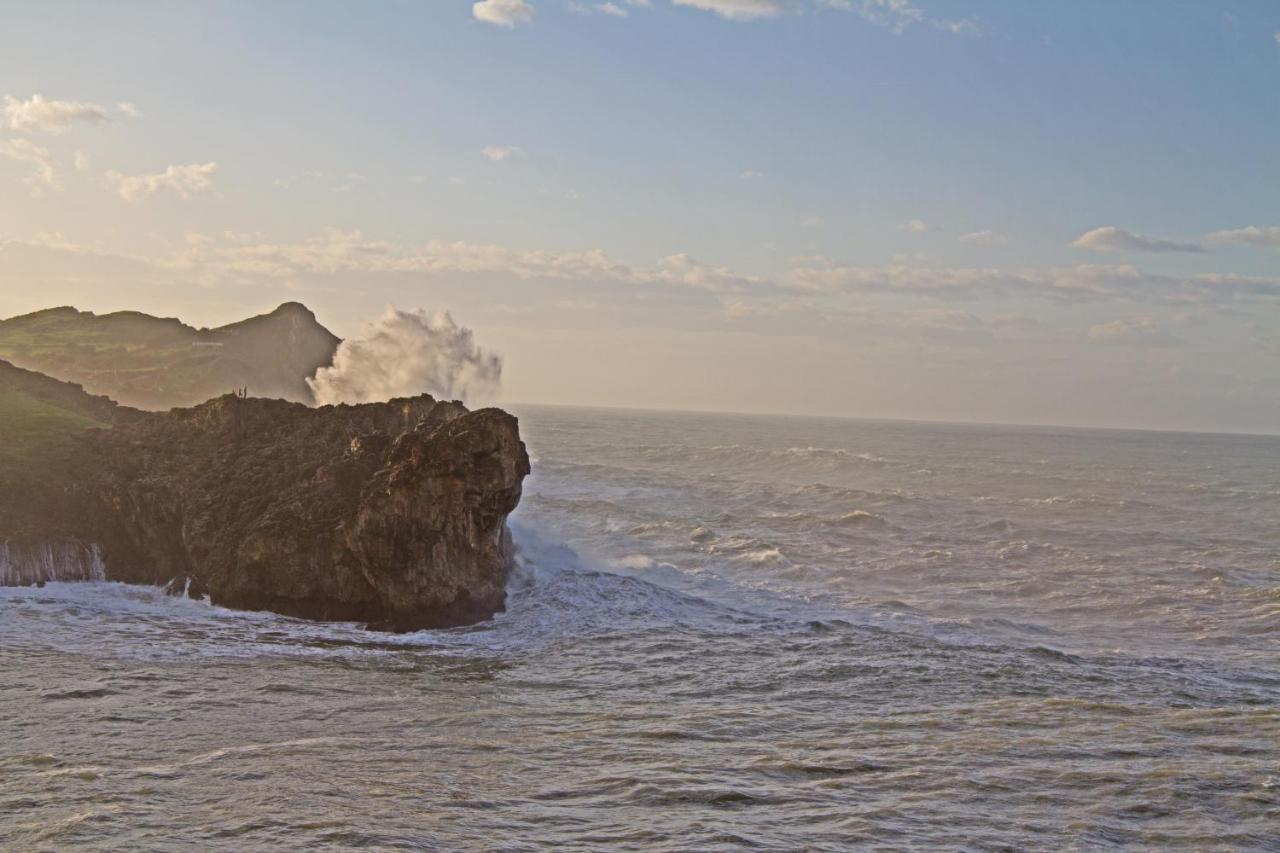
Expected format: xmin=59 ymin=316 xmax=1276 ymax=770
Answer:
xmin=0 ymin=541 xmax=106 ymax=586
xmin=308 ymin=307 xmax=502 ymax=405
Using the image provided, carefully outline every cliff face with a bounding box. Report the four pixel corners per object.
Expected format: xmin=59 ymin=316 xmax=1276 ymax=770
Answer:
xmin=0 ymin=361 xmax=531 ymax=630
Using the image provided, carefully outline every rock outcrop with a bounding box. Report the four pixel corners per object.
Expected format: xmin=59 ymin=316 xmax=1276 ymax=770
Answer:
xmin=0 ymin=360 xmax=530 ymax=630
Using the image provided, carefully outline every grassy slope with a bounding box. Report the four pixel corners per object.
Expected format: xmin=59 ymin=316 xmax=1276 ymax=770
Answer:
xmin=0 ymin=304 xmax=338 ymax=410
xmin=0 ymin=387 xmax=106 ymax=470
xmin=0 ymin=309 xmax=201 ymax=405
xmin=0 ymin=365 xmax=116 ymax=539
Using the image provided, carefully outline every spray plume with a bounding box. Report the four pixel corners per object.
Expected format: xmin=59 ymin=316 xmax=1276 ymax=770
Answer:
xmin=308 ymin=307 xmax=502 ymax=406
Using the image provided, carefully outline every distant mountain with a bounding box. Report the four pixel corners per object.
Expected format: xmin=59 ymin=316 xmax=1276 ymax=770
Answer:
xmin=0 ymin=302 xmax=340 ymax=409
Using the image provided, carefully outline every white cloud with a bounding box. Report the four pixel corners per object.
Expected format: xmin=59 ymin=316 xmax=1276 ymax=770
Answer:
xmin=673 ymin=0 xmax=782 ymax=21
xmin=801 ymin=215 xmax=825 ymax=228
xmin=73 ymin=151 xmax=89 ymax=171
xmin=1205 ymin=225 xmax=1280 ymax=249
xmin=106 ymin=162 xmax=217 ymax=201
xmin=4 ymin=94 xmax=109 ymax=133
xmin=482 ymin=144 xmax=524 ymax=161
xmin=473 ymin=0 xmax=535 ymax=27
xmin=1 ymin=138 xmax=59 ymax=192
xmin=898 ymin=219 xmax=929 ymax=233
xmin=959 ymin=229 xmax=1008 ymax=246
xmin=740 ymin=169 xmax=765 ymax=180
xmin=570 ymin=1 xmax=630 ymax=15
xmin=1274 ymin=30 xmax=1279 ymax=46
xmin=1072 ymin=226 xmax=1203 ymax=254
xmin=116 ymin=101 xmax=140 ymax=118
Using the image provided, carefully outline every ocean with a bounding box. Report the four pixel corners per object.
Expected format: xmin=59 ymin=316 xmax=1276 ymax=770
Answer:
xmin=2 ymin=406 xmax=1278 ymax=850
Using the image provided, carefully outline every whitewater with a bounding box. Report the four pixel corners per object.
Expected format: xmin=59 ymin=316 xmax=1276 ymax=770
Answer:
xmin=2 ymin=406 xmax=1277 ymax=849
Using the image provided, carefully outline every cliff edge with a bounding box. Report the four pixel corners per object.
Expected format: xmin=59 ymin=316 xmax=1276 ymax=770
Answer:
xmin=0 ymin=360 xmax=530 ymax=630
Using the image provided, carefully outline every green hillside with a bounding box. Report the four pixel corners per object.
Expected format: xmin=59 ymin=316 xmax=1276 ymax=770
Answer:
xmin=0 ymin=362 xmax=118 ymax=537
xmin=0 ymin=302 xmax=340 ymax=410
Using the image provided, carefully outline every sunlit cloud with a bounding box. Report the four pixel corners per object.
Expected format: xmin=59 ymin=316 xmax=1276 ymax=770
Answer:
xmin=473 ymin=0 xmax=535 ymax=27
xmin=1205 ymin=225 xmax=1280 ymax=249
xmin=3 ymin=94 xmax=109 ymax=133
xmin=1072 ymin=226 xmax=1203 ymax=254
xmin=569 ymin=1 xmax=631 ymax=15
xmin=106 ymin=162 xmax=218 ymax=201
xmin=959 ymin=230 xmax=1008 ymax=246
xmin=1 ymin=138 xmax=59 ymax=192
xmin=1088 ymin=316 xmax=1178 ymax=347
xmin=482 ymin=144 xmax=524 ymax=162
xmin=673 ymin=0 xmax=783 ymax=21
xmin=783 ymin=258 xmax=1280 ymax=305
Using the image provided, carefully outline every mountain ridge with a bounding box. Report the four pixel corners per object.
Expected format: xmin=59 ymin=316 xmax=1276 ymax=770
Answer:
xmin=0 ymin=301 xmax=340 ymax=410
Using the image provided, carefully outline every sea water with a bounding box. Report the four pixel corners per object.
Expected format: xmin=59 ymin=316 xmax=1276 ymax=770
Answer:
xmin=2 ymin=407 xmax=1277 ymax=849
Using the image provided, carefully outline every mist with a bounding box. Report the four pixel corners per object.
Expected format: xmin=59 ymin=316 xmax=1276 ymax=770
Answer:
xmin=307 ymin=307 xmax=502 ymax=406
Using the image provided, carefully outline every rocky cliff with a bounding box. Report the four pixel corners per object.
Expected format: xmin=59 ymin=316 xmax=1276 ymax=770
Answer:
xmin=0 ymin=360 xmax=530 ymax=630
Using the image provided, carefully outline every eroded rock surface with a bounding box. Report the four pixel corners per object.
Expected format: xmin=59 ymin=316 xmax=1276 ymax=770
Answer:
xmin=0 ymin=360 xmax=530 ymax=630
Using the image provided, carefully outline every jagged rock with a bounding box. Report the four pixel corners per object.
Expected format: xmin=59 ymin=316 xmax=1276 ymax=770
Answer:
xmin=0 ymin=360 xmax=530 ymax=630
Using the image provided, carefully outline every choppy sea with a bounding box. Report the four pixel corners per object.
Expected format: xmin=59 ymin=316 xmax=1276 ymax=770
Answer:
xmin=3 ymin=406 xmax=1278 ymax=850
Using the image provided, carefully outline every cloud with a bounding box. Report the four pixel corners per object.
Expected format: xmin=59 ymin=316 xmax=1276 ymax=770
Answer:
xmin=73 ymin=151 xmax=89 ymax=171
xmin=1 ymin=138 xmax=59 ymax=192
xmin=11 ymin=229 xmax=1280 ymax=317
xmin=783 ymin=258 xmax=1280 ymax=305
xmin=569 ymin=1 xmax=631 ymax=15
xmin=959 ymin=230 xmax=1008 ymax=246
xmin=116 ymin=101 xmax=140 ymax=118
xmin=106 ymin=162 xmax=217 ymax=201
xmin=898 ymin=219 xmax=930 ymax=233
xmin=473 ymin=0 xmax=535 ymax=27
xmin=1205 ymin=225 xmax=1280 ymax=249
xmin=1087 ymin=316 xmax=1178 ymax=347
xmin=482 ymin=144 xmax=524 ymax=161
xmin=1072 ymin=226 xmax=1203 ymax=254
xmin=740 ymin=170 xmax=765 ymax=180
xmin=673 ymin=0 xmax=783 ymax=21
xmin=171 ymin=230 xmax=1280 ymax=308
xmin=652 ymin=253 xmax=767 ymax=292
xmin=820 ymin=0 xmax=920 ymax=33
xmin=936 ymin=18 xmax=980 ymax=35
xmin=801 ymin=215 xmax=825 ymax=228
xmin=3 ymin=94 xmax=109 ymax=132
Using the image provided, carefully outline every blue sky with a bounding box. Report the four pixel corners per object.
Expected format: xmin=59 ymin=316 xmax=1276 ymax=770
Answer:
xmin=1 ymin=0 xmax=1278 ymax=431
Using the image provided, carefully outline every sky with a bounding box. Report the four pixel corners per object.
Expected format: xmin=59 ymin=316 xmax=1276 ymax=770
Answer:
xmin=0 ymin=0 xmax=1278 ymax=433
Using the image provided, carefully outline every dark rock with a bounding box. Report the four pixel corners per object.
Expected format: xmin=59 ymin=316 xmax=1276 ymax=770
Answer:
xmin=0 ymin=361 xmax=530 ymax=630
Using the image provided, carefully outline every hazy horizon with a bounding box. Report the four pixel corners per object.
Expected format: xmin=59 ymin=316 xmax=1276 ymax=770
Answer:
xmin=3 ymin=1 xmax=1279 ymax=433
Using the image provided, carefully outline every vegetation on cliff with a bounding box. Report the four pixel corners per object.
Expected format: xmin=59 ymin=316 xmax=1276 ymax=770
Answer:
xmin=0 ymin=302 xmax=339 ymax=410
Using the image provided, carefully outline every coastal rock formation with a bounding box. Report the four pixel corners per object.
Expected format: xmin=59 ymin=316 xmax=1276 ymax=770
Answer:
xmin=0 ymin=360 xmax=530 ymax=630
